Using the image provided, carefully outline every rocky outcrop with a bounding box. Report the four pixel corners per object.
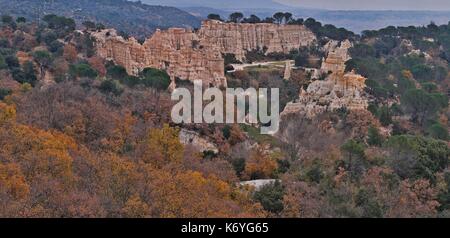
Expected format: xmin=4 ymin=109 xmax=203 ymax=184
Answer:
xmin=282 ymin=40 xmax=368 ymax=118
xmin=320 ymin=40 xmax=352 ymax=81
xmin=198 ymin=20 xmax=316 ymax=61
xmin=92 ymin=28 xmax=226 ymax=88
xmin=283 ymin=60 xmax=292 ymax=80
xmin=240 ymin=179 xmax=279 ymax=191
xmin=92 ymin=20 xmax=316 ymax=87
xmin=179 ymin=129 xmax=219 ymax=153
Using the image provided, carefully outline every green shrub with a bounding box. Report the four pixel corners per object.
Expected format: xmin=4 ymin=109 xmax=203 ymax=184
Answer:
xmin=140 ymin=67 xmax=170 ymax=90
xmin=99 ymin=79 xmax=123 ymax=96
xmin=385 ymin=135 xmax=450 ymax=181
xmin=0 ymin=88 xmax=12 ymax=100
xmin=368 ymin=126 xmax=384 ymax=146
xmin=107 ymin=64 xmax=128 ymax=80
xmin=69 ymin=63 xmax=98 ymax=78
xmin=253 ymin=181 xmax=284 ymax=214
xmin=428 ymin=123 xmax=449 ymax=141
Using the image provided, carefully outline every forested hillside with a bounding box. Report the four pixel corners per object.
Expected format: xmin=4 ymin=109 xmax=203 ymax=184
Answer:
xmin=0 ymin=12 xmax=449 ymax=218
xmin=0 ymin=0 xmax=201 ymax=38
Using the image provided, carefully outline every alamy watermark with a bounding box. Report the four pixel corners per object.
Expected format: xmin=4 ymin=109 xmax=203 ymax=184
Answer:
xmin=171 ymin=80 xmax=280 ymax=134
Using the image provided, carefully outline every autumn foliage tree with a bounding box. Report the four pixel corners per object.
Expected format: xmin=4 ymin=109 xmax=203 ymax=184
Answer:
xmin=144 ymin=124 xmax=184 ymax=168
xmin=147 ymin=169 xmax=263 ymax=217
xmin=243 ymin=146 xmax=278 ymax=180
xmin=0 ymin=163 xmax=30 ymax=201
xmin=63 ymin=44 xmax=78 ymax=62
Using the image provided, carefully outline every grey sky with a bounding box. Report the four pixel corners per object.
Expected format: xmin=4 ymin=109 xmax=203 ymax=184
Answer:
xmin=276 ymin=0 xmax=450 ymax=10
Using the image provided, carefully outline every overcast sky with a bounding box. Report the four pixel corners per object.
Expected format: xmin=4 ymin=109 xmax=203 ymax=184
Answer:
xmin=276 ymin=0 xmax=450 ymax=10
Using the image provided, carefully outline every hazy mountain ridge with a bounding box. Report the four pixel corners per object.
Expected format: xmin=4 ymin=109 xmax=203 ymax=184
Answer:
xmin=141 ymin=0 xmax=289 ymax=10
xmin=183 ymin=6 xmax=450 ymax=33
xmin=4 ymin=0 xmax=447 ymax=35
xmin=311 ymin=10 xmax=450 ymax=33
xmin=0 ymin=0 xmax=201 ymax=38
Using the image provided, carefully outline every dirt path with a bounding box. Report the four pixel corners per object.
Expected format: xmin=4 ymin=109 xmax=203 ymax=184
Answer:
xmin=228 ymin=60 xmax=295 ymax=72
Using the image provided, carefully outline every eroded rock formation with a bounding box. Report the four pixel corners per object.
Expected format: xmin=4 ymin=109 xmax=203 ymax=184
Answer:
xmin=282 ymin=40 xmax=368 ymax=118
xmin=92 ymin=20 xmax=316 ymax=87
xmin=198 ymin=20 xmax=316 ymax=61
xmin=283 ymin=60 xmax=292 ymax=80
xmin=240 ymin=179 xmax=279 ymax=191
xmin=320 ymin=40 xmax=352 ymax=80
xmin=179 ymin=129 xmax=218 ymax=153
xmin=92 ymin=28 xmax=227 ymax=88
